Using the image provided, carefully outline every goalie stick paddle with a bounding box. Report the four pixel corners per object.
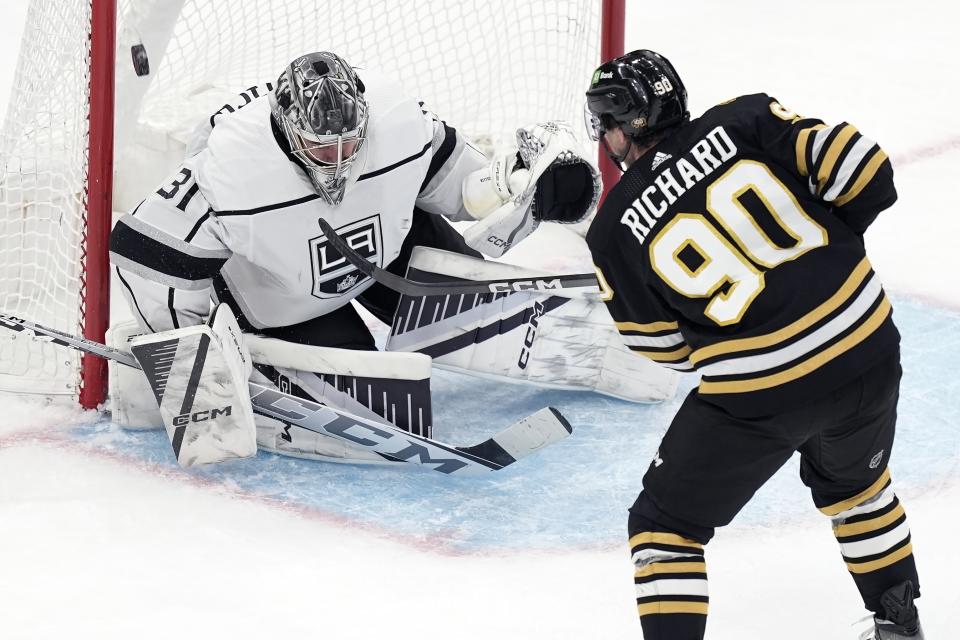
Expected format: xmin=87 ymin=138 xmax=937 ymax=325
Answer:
xmin=0 ymin=312 xmax=572 ymax=475
xmin=317 ymin=218 xmax=600 ymax=297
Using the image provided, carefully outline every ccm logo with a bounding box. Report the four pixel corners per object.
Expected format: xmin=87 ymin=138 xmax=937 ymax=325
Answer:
xmin=488 ymin=278 xmax=562 ymax=294
xmin=487 ymin=235 xmax=510 ymax=248
xmin=518 ymin=300 xmax=546 ymax=369
xmin=172 ymin=406 xmax=233 ymax=427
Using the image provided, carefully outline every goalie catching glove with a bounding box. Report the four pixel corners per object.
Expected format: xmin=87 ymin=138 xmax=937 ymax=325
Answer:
xmin=461 ymin=121 xmax=601 ymax=257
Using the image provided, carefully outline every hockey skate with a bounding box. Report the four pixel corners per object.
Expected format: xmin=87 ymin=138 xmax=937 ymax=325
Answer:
xmin=858 ymin=581 xmax=923 ymax=640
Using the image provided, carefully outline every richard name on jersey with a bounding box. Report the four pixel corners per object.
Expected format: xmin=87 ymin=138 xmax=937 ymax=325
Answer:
xmin=588 ymin=94 xmax=899 ymax=417
xmin=110 ymin=72 xmax=485 ymax=333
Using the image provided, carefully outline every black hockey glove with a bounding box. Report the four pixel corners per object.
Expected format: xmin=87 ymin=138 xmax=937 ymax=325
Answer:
xmin=531 ymin=161 xmax=598 ymax=224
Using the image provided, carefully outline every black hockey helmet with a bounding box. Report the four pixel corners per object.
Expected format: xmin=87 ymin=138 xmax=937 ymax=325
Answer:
xmin=584 ymin=49 xmax=689 ymax=144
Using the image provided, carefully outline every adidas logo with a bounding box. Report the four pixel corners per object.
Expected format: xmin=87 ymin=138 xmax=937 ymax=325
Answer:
xmin=651 ymin=151 xmax=672 ymax=170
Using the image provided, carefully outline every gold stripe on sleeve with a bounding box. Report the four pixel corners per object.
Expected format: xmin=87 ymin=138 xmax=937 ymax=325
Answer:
xmin=632 ymin=345 xmax=692 ymax=362
xmin=616 ymin=320 xmax=680 ymax=333
xmin=833 ymin=148 xmax=889 ymax=207
xmin=795 ymin=124 xmax=827 ymax=176
xmin=816 ymin=124 xmax=858 ymax=194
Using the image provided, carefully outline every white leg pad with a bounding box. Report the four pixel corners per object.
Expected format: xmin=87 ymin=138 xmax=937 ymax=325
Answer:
xmin=250 ymin=369 xmax=398 ymax=465
xmin=107 ymin=319 xmax=164 ymax=430
xmin=111 ymin=313 xmax=436 ymax=466
xmin=249 ymin=349 xmax=434 ymax=465
xmin=386 ymin=246 xmax=679 ymax=403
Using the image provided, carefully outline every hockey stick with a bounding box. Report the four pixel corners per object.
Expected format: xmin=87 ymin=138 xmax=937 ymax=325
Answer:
xmin=0 ymin=313 xmax=572 ymax=475
xmin=317 ymin=218 xmax=600 ymax=297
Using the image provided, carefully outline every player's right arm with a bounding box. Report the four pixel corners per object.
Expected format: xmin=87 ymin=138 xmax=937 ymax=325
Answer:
xmin=109 ymin=158 xmax=231 ymax=332
xmin=746 ymin=94 xmax=896 ymax=235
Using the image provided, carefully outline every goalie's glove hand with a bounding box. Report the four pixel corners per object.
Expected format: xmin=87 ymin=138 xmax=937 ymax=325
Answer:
xmin=462 ymin=151 xmax=532 ymax=220
xmin=461 ymin=121 xmax=600 ymax=258
xmin=532 ymin=161 xmax=597 ymax=223
xmin=516 ymin=122 xmax=601 ymax=225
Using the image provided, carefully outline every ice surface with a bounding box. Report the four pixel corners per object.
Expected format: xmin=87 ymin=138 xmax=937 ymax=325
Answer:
xmin=49 ymin=296 xmax=960 ymax=556
xmin=1 ymin=0 xmax=959 ymax=638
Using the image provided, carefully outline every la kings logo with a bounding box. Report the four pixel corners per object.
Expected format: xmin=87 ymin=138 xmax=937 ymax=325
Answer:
xmin=309 ymin=214 xmax=382 ymax=298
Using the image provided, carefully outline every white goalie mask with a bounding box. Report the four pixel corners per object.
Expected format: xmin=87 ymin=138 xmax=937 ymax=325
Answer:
xmin=270 ymin=52 xmax=368 ymax=205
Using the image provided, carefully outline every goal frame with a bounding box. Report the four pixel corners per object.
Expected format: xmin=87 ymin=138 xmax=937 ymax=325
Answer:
xmin=72 ymin=0 xmax=626 ymax=409
xmin=80 ymin=0 xmax=117 ymax=408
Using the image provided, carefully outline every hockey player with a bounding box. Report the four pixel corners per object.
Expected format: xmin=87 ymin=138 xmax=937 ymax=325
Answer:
xmin=108 ymin=52 xmax=669 ymax=467
xmin=584 ymin=50 xmax=923 ymax=639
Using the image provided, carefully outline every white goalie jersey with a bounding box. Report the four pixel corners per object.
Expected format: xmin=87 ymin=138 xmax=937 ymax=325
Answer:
xmin=110 ymin=73 xmax=486 ymax=332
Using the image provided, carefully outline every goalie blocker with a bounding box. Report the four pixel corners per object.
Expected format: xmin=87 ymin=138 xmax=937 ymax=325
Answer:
xmin=128 ymin=303 xmax=257 ymax=467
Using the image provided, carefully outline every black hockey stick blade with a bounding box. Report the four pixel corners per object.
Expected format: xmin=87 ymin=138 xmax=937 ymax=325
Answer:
xmin=318 ymin=217 xmax=600 ymax=297
xmin=0 ymin=312 xmax=572 ymax=474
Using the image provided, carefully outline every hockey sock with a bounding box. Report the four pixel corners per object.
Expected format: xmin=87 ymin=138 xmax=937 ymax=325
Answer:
xmin=819 ymin=468 xmax=920 ymax=614
xmin=629 ymin=512 xmax=709 ymax=640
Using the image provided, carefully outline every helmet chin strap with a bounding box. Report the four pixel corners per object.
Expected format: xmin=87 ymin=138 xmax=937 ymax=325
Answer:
xmin=600 ymin=136 xmax=630 ymax=173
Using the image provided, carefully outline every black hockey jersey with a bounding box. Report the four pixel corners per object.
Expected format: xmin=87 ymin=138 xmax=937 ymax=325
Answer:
xmin=587 ymin=94 xmax=899 ymax=417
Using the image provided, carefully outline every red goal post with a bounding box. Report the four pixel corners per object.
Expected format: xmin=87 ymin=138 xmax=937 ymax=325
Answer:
xmin=0 ymin=0 xmax=625 ymax=409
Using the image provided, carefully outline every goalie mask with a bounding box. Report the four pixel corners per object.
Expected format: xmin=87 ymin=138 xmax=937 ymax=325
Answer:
xmin=271 ymin=52 xmax=368 ymax=205
xmin=584 ymin=49 xmax=689 ymax=165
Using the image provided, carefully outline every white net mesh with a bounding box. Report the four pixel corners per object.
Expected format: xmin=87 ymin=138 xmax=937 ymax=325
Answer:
xmin=137 ymin=0 xmax=597 ymax=147
xmin=114 ymin=0 xmax=603 ymax=208
xmin=0 ymin=0 xmax=91 ymax=396
xmin=0 ymin=0 xmax=604 ymax=399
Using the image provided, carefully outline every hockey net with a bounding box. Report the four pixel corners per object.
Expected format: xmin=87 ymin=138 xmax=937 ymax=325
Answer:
xmin=0 ymin=0 xmax=619 ymax=406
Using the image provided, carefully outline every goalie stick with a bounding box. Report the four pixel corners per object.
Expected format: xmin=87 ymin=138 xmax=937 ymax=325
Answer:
xmin=0 ymin=313 xmax=572 ymax=475
xmin=317 ymin=218 xmax=600 ymax=297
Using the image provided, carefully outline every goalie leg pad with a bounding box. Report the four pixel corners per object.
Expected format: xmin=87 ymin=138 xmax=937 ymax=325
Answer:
xmin=247 ymin=342 xmax=435 ymax=465
xmin=107 ymin=319 xmax=163 ymax=430
xmin=129 ymin=304 xmax=257 ymax=467
xmin=385 ymin=247 xmax=679 ymax=403
xmin=110 ymin=323 xmax=437 ymax=466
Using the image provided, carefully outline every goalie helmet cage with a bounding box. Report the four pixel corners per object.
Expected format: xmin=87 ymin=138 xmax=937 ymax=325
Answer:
xmin=0 ymin=0 xmax=626 ymax=409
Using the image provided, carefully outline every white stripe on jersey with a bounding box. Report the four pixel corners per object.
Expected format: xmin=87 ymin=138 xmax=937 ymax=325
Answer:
xmin=822 ymin=135 xmax=877 ymax=202
xmin=698 ymin=275 xmax=882 ymax=377
xmin=621 ymin=332 xmax=688 ymax=349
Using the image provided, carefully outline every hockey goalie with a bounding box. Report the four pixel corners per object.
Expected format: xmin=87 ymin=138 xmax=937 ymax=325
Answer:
xmin=108 ymin=52 xmax=678 ymax=467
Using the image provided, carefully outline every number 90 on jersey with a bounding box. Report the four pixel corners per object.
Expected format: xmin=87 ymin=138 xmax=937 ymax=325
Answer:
xmin=649 ymin=160 xmax=828 ymax=326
